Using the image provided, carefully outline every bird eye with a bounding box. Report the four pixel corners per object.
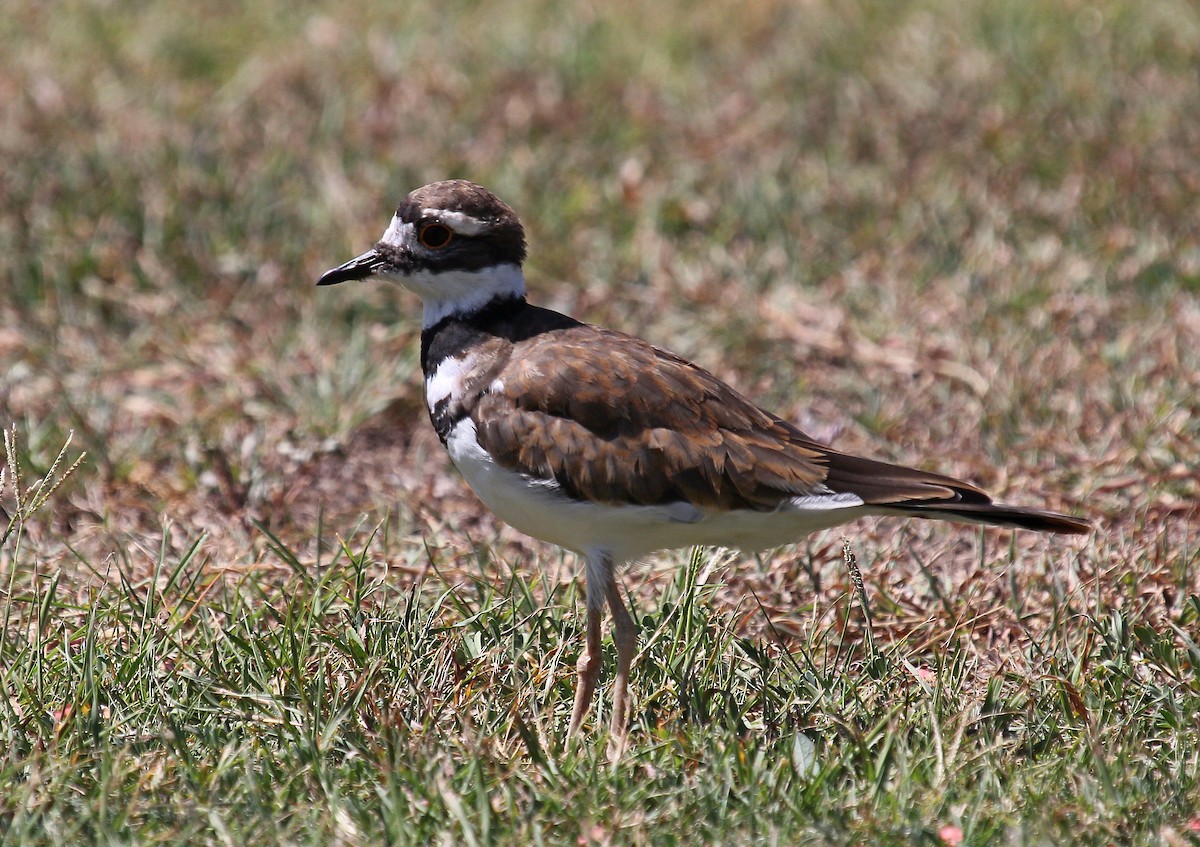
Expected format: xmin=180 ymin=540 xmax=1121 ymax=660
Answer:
xmin=418 ymin=223 xmax=453 ymax=249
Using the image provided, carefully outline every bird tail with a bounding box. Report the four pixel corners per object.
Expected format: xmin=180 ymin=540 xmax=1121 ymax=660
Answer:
xmin=883 ymin=500 xmax=1091 ymax=534
xmin=820 ymin=450 xmax=1090 ymax=535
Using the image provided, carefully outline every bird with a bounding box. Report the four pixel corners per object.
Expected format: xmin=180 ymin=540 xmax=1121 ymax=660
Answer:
xmin=317 ymin=179 xmax=1090 ymax=751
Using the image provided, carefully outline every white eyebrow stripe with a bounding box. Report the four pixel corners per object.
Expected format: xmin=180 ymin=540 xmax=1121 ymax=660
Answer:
xmin=422 ymin=209 xmax=489 ymax=236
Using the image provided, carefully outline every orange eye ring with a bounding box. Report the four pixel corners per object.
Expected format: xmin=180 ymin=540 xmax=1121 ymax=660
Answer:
xmin=418 ymin=223 xmax=453 ymax=249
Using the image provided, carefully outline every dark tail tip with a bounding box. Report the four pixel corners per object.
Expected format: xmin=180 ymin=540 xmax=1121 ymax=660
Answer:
xmin=902 ymin=502 xmax=1091 ymax=535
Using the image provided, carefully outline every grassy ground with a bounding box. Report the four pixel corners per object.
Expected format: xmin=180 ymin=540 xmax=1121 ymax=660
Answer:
xmin=3 ymin=0 xmax=1199 ymax=843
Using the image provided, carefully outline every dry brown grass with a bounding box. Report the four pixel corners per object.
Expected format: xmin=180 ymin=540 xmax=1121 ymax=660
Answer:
xmin=5 ymin=0 xmax=1196 ymax=646
xmin=3 ymin=1 xmax=1199 ymax=841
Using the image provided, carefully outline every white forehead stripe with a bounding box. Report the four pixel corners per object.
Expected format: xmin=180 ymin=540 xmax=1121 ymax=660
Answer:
xmin=422 ymin=209 xmax=489 ymax=236
xmin=380 ymin=216 xmax=413 ymax=248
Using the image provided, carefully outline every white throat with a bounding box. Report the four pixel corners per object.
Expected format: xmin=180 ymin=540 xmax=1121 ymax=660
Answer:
xmin=374 ymin=215 xmax=527 ymax=326
xmin=411 ymin=264 xmax=526 ymax=327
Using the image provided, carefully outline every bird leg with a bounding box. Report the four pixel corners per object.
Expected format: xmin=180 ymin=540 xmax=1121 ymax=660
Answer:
xmin=605 ymin=577 xmax=637 ymax=758
xmin=567 ymin=590 xmax=604 ymax=738
xmin=568 ymin=553 xmax=639 ymax=755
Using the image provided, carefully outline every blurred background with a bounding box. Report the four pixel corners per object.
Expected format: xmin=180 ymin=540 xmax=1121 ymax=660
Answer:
xmin=4 ymin=1 xmax=1200 ymax=841
xmin=2 ymin=0 xmax=1197 ymax=603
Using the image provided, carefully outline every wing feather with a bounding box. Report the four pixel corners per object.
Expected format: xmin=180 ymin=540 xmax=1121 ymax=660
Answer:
xmin=451 ymin=314 xmax=1089 ymax=537
xmin=472 ymin=326 xmax=828 ymax=510
xmin=466 ymin=320 xmax=1088 ymax=536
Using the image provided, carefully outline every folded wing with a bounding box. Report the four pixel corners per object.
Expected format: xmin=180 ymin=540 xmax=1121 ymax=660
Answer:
xmin=471 ymin=323 xmax=1088 ymax=534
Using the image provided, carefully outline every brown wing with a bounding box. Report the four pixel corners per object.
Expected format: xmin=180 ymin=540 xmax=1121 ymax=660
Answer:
xmin=471 ymin=325 xmax=838 ymax=510
xmin=467 ymin=322 xmax=1089 ymax=532
xmin=472 ymin=323 xmax=986 ymax=511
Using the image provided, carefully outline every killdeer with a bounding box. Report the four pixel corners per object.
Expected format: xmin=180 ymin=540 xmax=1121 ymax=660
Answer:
xmin=317 ymin=179 xmax=1089 ymax=749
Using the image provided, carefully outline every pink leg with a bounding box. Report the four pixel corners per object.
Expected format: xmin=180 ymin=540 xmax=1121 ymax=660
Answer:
xmin=605 ymin=578 xmax=637 ymax=758
xmin=568 ymin=601 xmax=604 ymax=738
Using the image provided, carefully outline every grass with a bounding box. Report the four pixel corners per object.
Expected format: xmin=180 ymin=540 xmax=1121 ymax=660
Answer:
xmin=2 ymin=500 xmax=1197 ymax=844
xmin=3 ymin=0 xmax=1200 ymax=842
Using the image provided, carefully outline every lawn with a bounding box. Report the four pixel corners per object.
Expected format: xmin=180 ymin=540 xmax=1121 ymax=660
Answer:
xmin=2 ymin=0 xmax=1199 ymax=843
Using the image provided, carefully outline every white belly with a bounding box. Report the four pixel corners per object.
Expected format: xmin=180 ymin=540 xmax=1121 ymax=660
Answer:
xmin=445 ymin=418 xmax=870 ymax=564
